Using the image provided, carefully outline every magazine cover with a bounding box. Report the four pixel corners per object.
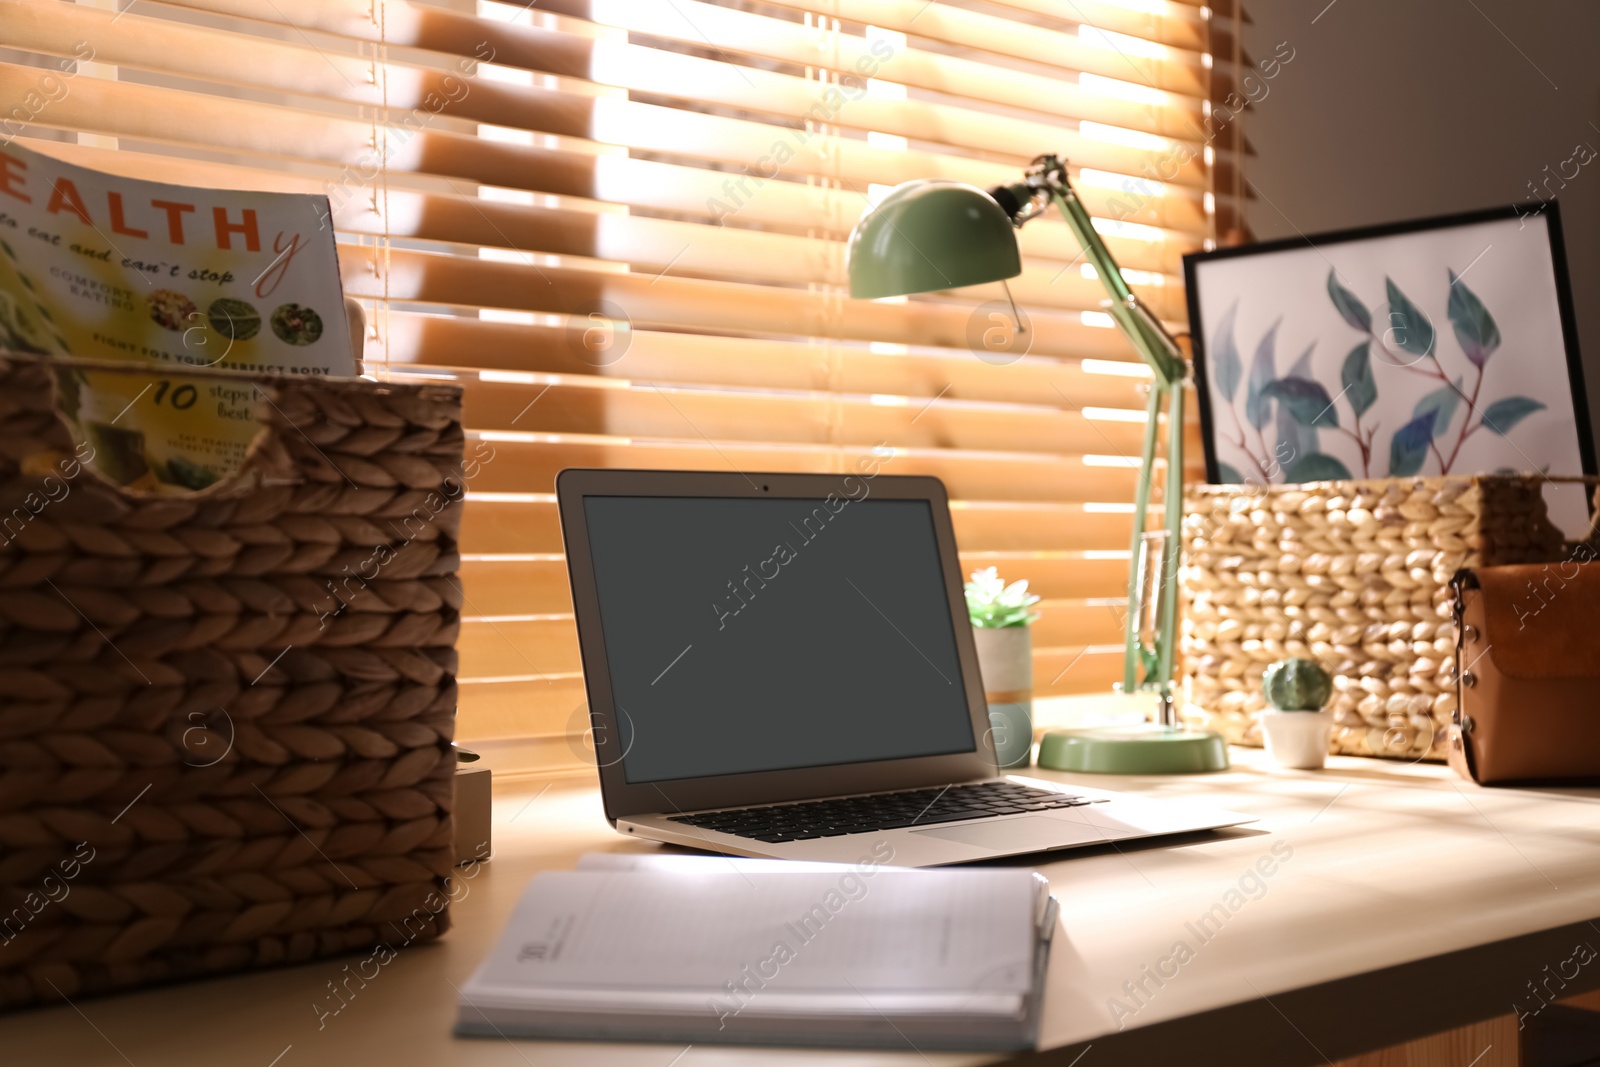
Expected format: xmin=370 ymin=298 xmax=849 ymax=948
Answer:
xmin=0 ymin=139 xmax=355 ymax=493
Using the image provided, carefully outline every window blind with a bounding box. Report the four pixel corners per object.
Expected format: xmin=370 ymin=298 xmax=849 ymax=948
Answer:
xmin=3 ymin=0 xmax=1231 ymax=777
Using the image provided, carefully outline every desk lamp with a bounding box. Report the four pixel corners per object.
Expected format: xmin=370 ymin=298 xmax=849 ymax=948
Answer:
xmin=847 ymin=154 xmax=1226 ymax=773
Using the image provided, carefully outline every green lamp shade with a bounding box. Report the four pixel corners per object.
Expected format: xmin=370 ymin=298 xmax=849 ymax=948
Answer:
xmin=846 ymin=180 xmax=1022 ymax=299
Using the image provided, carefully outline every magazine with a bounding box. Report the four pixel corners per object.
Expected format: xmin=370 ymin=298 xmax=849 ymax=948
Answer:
xmin=0 ymin=139 xmax=355 ymax=493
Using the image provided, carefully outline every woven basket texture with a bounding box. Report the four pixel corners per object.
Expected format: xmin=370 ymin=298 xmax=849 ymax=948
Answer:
xmin=1181 ymin=475 xmax=1592 ymax=761
xmin=0 ymin=353 xmax=464 ymax=1010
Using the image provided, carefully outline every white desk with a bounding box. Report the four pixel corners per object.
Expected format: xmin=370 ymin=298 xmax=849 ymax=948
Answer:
xmin=4 ymin=748 xmax=1599 ymax=1067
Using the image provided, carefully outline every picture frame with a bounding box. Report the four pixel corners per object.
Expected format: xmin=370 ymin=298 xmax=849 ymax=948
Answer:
xmin=1183 ymin=204 xmax=1596 ymax=533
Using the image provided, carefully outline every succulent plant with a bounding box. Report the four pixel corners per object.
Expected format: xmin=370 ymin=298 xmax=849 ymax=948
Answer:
xmin=964 ymin=567 xmax=1040 ymax=629
xmin=1261 ymin=657 xmax=1332 ymax=712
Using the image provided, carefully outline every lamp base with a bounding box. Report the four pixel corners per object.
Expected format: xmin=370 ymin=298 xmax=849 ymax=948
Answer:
xmin=1036 ymin=723 xmax=1229 ymax=775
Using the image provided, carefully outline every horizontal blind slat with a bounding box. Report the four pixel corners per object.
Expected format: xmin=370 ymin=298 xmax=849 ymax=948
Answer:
xmin=0 ymin=8 xmax=1211 ymax=189
xmin=357 ymin=309 xmax=1169 ymax=406
xmin=0 ymin=54 xmax=1203 ymax=192
xmin=18 ymin=136 xmax=1207 ymax=256
xmin=456 ymin=554 xmax=1129 ymax=619
xmin=371 ymin=312 xmax=1157 ymax=406
xmin=457 ymin=679 xmax=590 ymax=746
xmin=155 ymin=0 xmax=1210 ymax=86
xmin=457 ymin=499 xmax=1141 ymax=555
xmin=978 ymin=0 xmax=1208 ymax=51
xmin=5 ymin=70 xmax=1211 ymax=235
xmin=438 ymin=378 xmax=1148 ymax=457
xmin=340 ymin=247 xmax=1173 ymax=359
xmin=733 ymin=0 xmax=1207 ymax=95
xmin=455 ymin=439 xmax=1148 ymax=502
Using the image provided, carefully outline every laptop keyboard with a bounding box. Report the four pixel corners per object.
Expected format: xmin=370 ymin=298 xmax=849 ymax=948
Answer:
xmin=668 ymin=781 xmax=1101 ymax=842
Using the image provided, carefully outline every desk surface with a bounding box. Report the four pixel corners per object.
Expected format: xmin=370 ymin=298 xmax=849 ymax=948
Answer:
xmin=4 ymin=749 xmax=1600 ymax=1067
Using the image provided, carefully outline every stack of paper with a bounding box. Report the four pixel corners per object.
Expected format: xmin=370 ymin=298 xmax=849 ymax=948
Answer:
xmin=454 ymin=853 xmax=1057 ymax=1051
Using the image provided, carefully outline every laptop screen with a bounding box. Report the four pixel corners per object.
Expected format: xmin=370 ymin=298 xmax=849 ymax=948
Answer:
xmin=581 ymin=494 xmax=977 ymax=784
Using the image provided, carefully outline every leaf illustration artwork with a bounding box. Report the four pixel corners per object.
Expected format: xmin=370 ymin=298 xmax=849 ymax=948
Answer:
xmin=1480 ymin=396 xmax=1547 ymax=435
xmin=1276 ymin=342 xmax=1321 ymax=462
xmin=1245 ymin=319 xmax=1280 ymax=431
xmin=1384 ymin=277 xmax=1435 ymax=359
xmin=1340 ymin=341 xmax=1377 ymax=417
xmin=1389 ymin=409 xmax=1439 ymax=477
xmin=1262 ymin=376 xmax=1340 ymax=428
xmin=1327 ymin=270 xmax=1372 ymax=333
xmin=1446 ymin=270 xmax=1501 ymax=367
xmin=1412 ymin=377 xmax=1463 ymax=440
xmin=1211 ymin=300 xmax=1242 ymax=402
xmin=1216 ymin=461 xmax=1245 ymax=484
xmin=1285 ymin=452 xmax=1353 ymax=482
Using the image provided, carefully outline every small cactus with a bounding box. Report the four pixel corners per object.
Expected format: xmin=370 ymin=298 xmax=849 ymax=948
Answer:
xmin=1261 ymin=658 xmax=1332 ymax=712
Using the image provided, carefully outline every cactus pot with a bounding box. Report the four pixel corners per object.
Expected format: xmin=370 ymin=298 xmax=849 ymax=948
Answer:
xmin=971 ymin=625 xmax=1033 ymax=769
xmin=1258 ymin=709 xmax=1334 ymax=770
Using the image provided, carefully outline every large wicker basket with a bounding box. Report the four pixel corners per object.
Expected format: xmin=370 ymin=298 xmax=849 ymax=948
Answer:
xmin=0 ymin=353 xmax=463 ymax=1009
xmin=1181 ymin=475 xmax=1595 ymax=761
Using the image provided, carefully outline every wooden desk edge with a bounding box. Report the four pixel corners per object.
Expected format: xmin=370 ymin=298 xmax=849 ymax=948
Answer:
xmin=1008 ymin=915 xmax=1600 ymax=1066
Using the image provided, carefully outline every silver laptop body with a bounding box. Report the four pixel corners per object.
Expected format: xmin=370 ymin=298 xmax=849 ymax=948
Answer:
xmin=557 ymin=468 xmax=1253 ymax=866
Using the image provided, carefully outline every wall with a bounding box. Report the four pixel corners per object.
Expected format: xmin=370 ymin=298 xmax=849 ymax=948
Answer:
xmin=1241 ymin=0 xmax=1600 ymax=428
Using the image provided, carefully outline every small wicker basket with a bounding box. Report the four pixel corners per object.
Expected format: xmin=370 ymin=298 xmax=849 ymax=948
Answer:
xmin=0 ymin=352 xmax=464 ymax=1010
xmin=1181 ymin=475 xmax=1596 ymax=761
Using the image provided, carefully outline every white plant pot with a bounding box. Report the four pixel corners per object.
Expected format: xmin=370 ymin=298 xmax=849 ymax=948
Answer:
xmin=1258 ymin=709 xmax=1334 ymax=769
xmin=972 ymin=625 xmax=1033 ymax=769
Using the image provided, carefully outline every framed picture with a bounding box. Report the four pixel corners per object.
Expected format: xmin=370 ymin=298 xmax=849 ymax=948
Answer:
xmin=1184 ymin=204 xmax=1596 ymax=534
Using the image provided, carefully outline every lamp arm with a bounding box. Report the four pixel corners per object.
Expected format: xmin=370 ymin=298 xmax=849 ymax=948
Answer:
xmin=992 ymin=157 xmax=1186 ymax=388
xmin=1122 ymin=376 xmax=1165 ymax=696
xmin=1044 ymin=185 xmax=1186 ymax=388
xmin=1157 ymin=372 xmax=1185 ymax=706
xmin=1061 ymin=182 xmax=1186 ymax=703
xmin=995 ymin=157 xmax=1190 ymax=705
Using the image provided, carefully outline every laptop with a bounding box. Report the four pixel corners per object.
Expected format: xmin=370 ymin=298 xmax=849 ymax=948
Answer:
xmin=556 ymin=468 xmax=1254 ymax=866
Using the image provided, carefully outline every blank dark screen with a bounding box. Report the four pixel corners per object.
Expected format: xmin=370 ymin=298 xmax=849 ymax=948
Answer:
xmin=581 ymin=494 xmax=977 ymax=783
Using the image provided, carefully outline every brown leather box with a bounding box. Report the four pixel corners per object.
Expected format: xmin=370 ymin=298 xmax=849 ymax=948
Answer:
xmin=1449 ymin=563 xmax=1600 ymax=784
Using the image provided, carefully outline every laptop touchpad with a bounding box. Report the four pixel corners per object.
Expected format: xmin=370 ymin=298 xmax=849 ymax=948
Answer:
xmin=911 ymin=816 xmax=1096 ymax=852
